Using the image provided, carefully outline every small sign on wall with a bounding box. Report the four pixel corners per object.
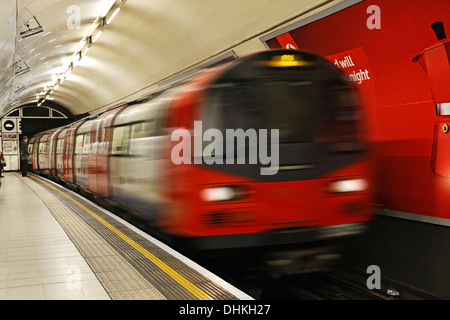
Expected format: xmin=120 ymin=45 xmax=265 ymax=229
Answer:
xmin=1 ymin=118 xmax=21 ymax=171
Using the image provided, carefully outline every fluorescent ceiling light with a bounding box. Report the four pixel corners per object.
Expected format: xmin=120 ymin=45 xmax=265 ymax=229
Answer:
xmin=20 ymin=26 xmax=44 ymax=38
xmin=92 ymin=30 xmax=102 ymax=43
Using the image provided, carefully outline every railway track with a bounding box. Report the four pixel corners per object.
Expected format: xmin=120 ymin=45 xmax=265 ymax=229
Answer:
xmin=255 ymin=272 xmax=389 ymax=300
xmin=251 ymin=266 xmax=445 ymax=300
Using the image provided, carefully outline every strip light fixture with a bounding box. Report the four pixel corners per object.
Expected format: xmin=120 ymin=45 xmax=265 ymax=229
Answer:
xmin=37 ymin=0 xmax=126 ymax=106
xmin=20 ymin=16 xmax=44 ymax=39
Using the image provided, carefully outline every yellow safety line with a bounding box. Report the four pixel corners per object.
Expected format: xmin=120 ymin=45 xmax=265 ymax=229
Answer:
xmin=30 ymin=175 xmax=212 ymax=300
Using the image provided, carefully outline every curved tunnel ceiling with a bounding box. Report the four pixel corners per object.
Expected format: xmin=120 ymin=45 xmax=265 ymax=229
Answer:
xmin=0 ymin=0 xmax=344 ymax=118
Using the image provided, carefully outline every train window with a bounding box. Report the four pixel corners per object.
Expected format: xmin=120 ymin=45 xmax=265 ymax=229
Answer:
xmin=204 ymin=78 xmax=336 ymax=144
xmin=83 ymin=133 xmax=91 ymax=154
xmin=111 ymin=125 xmax=130 ymax=155
xmin=145 ymin=121 xmax=155 ymax=136
xmin=131 ymin=122 xmax=144 ymax=139
xmin=128 ymin=121 xmax=156 ymax=156
xmin=56 ymin=139 xmax=64 ymax=154
xmin=28 ymin=144 xmax=33 ymax=154
xmin=39 ymin=142 xmax=46 ymax=153
xmin=130 ymin=124 xmax=142 ymax=156
xmin=75 ymin=135 xmax=84 ymax=154
xmin=130 ymin=121 xmax=155 ymax=139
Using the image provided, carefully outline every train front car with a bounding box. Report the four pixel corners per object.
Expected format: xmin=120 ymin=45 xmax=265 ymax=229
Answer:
xmin=161 ymin=49 xmax=373 ymax=275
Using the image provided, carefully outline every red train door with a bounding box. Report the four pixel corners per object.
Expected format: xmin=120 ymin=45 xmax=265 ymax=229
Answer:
xmin=96 ymin=118 xmax=107 ymax=196
xmin=63 ymin=129 xmax=71 ymax=182
xmin=88 ymin=120 xmax=101 ymax=194
xmin=96 ymin=106 xmax=125 ymax=197
xmin=63 ymin=122 xmax=81 ymax=183
xmin=32 ymin=134 xmax=42 ymax=171
xmin=47 ymin=130 xmax=59 ymax=176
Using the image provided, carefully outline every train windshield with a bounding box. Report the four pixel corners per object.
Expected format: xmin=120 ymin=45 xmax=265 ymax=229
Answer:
xmin=204 ymin=73 xmax=361 ymax=145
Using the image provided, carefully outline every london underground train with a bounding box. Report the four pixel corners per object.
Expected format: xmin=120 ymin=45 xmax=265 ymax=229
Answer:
xmin=29 ymin=49 xmax=373 ymax=273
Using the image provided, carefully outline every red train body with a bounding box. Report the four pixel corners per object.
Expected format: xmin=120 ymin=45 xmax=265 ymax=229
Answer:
xmin=29 ymin=50 xmax=372 ymax=273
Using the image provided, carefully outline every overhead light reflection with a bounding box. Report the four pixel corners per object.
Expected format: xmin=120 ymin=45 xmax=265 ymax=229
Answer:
xmin=106 ymin=7 xmax=120 ymax=25
xmin=92 ymin=30 xmax=102 ymax=43
xmin=37 ymin=0 xmax=127 ymax=102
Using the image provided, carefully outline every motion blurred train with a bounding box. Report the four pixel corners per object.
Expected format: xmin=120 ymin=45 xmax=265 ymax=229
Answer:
xmin=28 ymin=49 xmax=373 ymax=274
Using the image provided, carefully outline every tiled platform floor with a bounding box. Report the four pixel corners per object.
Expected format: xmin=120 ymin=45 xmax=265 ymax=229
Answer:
xmin=0 ymin=173 xmax=110 ymax=300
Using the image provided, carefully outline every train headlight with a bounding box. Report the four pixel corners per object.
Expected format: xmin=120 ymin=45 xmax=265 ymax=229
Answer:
xmin=328 ymin=178 xmax=368 ymax=193
xmin=201 ymin=187 xmax=236 ymax=202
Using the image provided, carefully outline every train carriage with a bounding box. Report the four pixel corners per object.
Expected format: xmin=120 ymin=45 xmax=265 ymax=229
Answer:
xmin=54 ymin=127 xmax=69 ymax=179
xmin=107 ymin=97 xmax=171 ymax=220
xmin=27 ymin=136 xmax=35 ymax=169
xmin=73 ymin=119 xmax=93 ymax=190
xmin=87 ymin=106 xmax=126 ymax=197
xmin=47 ymin=128 xmax=63 ymax=177
xmin=30 ymin=49 xmax=373 ymax=274
xmin=63 ymin=120 xmax=83 ymax=183
xmin=156 ymin=50 xmax=372 ymax=246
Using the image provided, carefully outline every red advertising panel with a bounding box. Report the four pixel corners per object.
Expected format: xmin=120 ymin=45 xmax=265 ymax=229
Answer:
xmin=326 ymin=47 xmax=378 ymax=140
xmin=263 ymin=0 xmax=450 ymax=220
xmin=276 ymin=33 xmax=299 ymax=50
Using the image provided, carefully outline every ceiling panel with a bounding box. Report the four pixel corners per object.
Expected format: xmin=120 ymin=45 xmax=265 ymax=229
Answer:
xmin=0 ymin=0 xmax=343 ymax=117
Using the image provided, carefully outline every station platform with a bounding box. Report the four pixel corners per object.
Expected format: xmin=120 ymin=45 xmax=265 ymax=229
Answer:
xmin=0 ymin=172 xmax=253 ymax=300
